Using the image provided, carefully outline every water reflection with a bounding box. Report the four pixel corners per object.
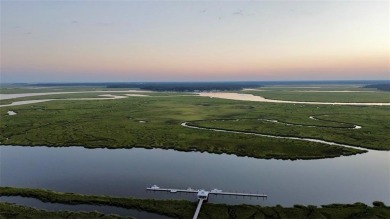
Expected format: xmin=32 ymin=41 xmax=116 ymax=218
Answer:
xmin=0 ymin=146 xmax=389 ymax=206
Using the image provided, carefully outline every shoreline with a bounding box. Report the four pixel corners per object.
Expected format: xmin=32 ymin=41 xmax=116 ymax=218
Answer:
xmin=0 ymin=144 xmax=364 ymax=161
xmin=198 ymin=92 xmax=390 ymax=106
xmin=1 ymin=187 xmax=389 ymax=219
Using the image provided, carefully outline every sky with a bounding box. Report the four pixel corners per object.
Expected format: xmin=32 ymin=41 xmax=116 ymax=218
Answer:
xmin=1 ymin=1 xmax=389 ymax=82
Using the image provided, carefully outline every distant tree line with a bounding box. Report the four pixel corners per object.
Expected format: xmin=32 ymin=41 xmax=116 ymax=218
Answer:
xmin=24 ymin=80 xmax=390 ymax=92
xmin=364 ymin=84 xmax=390 ymax=91
xmin=107 ymin=82 xmax=263 ymax=91
xmin=31 ymin=82 xmax=263 ymax=91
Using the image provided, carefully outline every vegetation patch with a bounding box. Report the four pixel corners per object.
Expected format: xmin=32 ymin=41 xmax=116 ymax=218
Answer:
xmin=1 ymin=94 xmax=388 ymax=159
xmin=190 ymin=113 xmax=388 ymax=151
xmin=241 ymin=89 xmax=390 ymax=103
xmin=364 ymin=84 xmax=390 ymax=92
xmin=1 ymin=187 xmax=389 ymax=219
xmin=0 ymin=202 xmax=129 ymax=219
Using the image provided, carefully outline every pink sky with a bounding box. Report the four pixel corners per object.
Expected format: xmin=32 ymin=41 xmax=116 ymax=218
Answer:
xmin=1 ymin=1 xmax=388 ymax=82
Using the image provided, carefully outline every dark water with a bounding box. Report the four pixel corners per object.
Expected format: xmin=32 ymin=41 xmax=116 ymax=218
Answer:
xmin=0 ymin=146 xmax=389 ymax=207
xmin=0 ymin=196 xmax=169 ymax=219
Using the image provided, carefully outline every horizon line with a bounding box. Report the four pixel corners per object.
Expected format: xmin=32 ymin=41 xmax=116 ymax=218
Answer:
xmin=2 ymin=79 xmax=389 ymax=85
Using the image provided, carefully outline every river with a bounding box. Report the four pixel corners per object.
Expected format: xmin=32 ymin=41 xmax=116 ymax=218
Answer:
xmin=1 ymin=145 xmax=389 ymax=207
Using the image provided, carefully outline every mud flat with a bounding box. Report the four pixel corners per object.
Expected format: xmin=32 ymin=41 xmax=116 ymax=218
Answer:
xmin=0 ymin=94 xmax=150 ymax=108
xmin=0 ymin=90 xmax=152 ymax=100
xmin=198 ymin=92 xmax=390 ymax=106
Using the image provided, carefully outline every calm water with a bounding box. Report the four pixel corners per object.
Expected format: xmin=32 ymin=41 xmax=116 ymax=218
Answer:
xmin=0 ymin=146 xmax=389 ymax=207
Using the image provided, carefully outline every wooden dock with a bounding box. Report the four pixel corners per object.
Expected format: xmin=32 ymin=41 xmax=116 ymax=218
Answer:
xmin=146 ymin=185 xmax=267 ymax=219
xmin=146 ymin=185 xmax=267 ymax=198
xmin=193 ymin=199 xmax=204 ymax=219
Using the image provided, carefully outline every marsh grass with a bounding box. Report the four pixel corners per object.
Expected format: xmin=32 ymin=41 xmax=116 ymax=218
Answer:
xmin=1 ymin=89 xmax=389 ymax=159
xmin=241 ymin=90 xmax=390 ymax=103
xmin=1 ymin=187 xmax=389 ymax=219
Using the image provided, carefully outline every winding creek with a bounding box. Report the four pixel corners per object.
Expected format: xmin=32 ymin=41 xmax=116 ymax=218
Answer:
xmin=181 ymin=122 xmax=368 ymax=151
xmin=258 ymin=118 xmax=361 ymax=129
xmin=308 ymin=115 xmax=362 ymax=129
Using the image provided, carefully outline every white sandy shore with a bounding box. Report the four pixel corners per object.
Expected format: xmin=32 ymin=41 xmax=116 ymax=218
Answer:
xmin=124 ymin=94 xmax=150 ymax=97
xmin=7 ymin=111 xmax=16 ymax=115
xmin=1 ymin=99 xmax=53 ymax=107
xmin=0 ymin=93 xmax=199 ymax=108
xmin=242 ymin=89 xmax=266 ymax=91
xmin=0 ymin=90 xmax=152 ymax=100
xmin=2 ymin=91 xmax=388 ymax=107
xmin=0 ymin=94 xmax=150 ymax=108
xmin=197 ymin=92 xmax=390 ymax=106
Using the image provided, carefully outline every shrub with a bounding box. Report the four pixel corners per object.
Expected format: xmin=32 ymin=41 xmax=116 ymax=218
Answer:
xmin=373 ymin=201 xmax=385 ymax=207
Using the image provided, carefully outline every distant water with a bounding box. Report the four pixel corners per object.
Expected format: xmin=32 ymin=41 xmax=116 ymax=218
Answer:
xmin=0 ymin=90 xmax=150 ymax=100
xmin=1 ymin=146 xmax=389 ymax=207
xmin=197 ymin=92 xmax=390 ymax=106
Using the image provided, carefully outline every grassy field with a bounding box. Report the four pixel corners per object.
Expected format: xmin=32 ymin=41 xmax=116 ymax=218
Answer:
xmin=190 ymin=107 xmax=390 ymax=150
xmin=1 ymin=85 xmax=389 ymax=159
xmin=0 ymin=94 xmax=377 ymax=159
xmin=241 ymin=89 xmax=390 ymax=103
xmin=253 ymin=85 xmax=374 ymax=91
xmin=0 ymin=203 xmax=128 ymax=219
xmin=1 ymin=187 xmax=389 ymax=219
